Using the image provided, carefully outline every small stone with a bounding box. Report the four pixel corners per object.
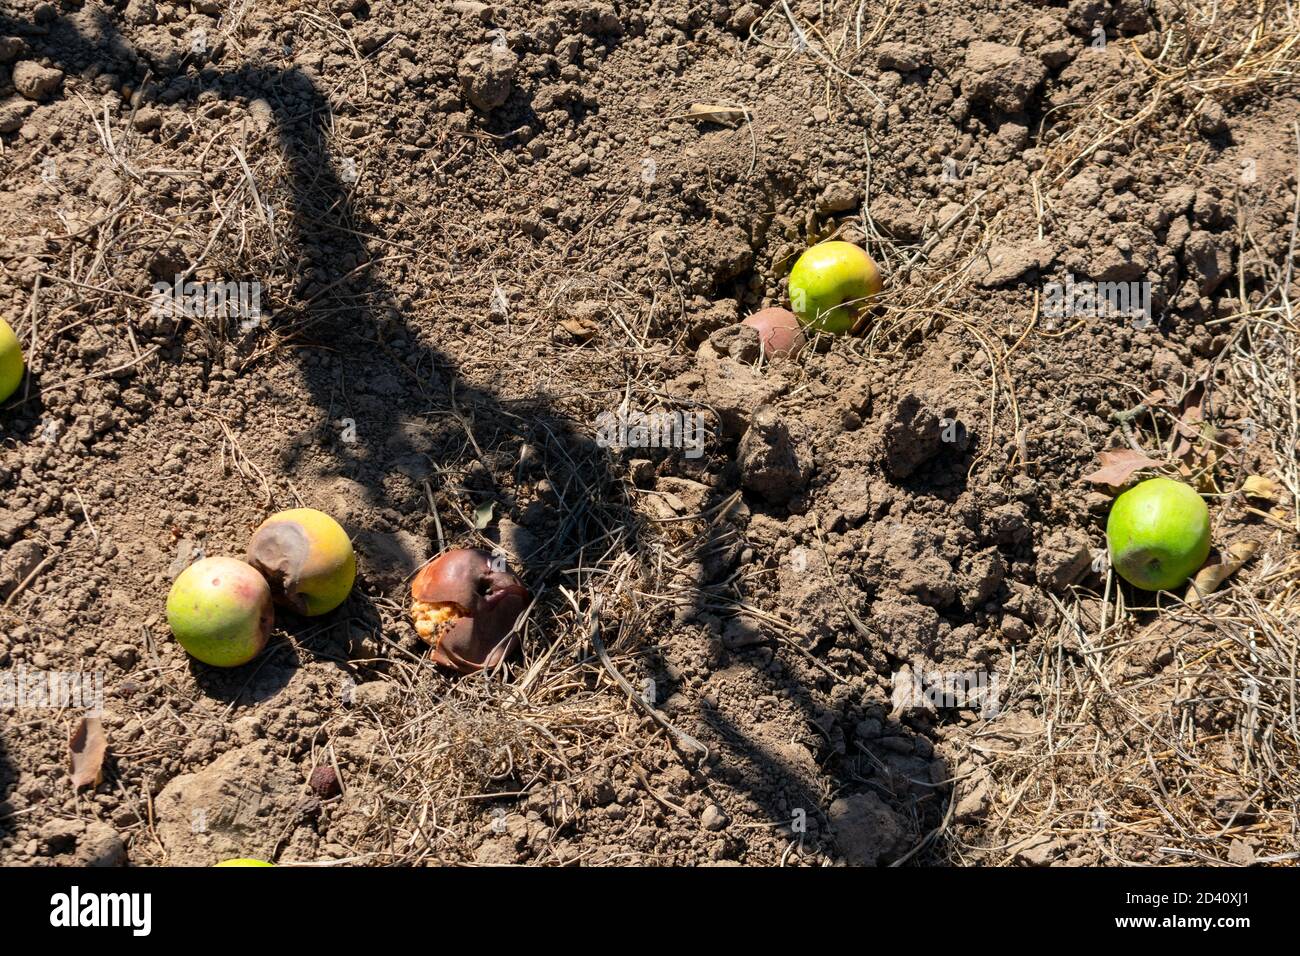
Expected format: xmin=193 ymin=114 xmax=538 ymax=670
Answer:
xmin=701 ymin=804 xmax=730 ymax=831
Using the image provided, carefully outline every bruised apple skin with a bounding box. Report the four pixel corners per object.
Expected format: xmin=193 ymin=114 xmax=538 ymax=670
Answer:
xmin=246 ymin=508 xmax=356 ymax=616
xmin=166 ymin=556 xmax=274 ymax=667
xmin=411 ymin=548 xmax=530 ymax=673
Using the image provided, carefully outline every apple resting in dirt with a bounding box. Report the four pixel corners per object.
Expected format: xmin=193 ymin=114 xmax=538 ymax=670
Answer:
xmin=214 ymin=858 xmax=273 ymax=867
xmin=1106 ymin=477 xmax=1211 ymax=591
xmin=0 ymin=317 xmax=25 ymax=404
xmin=788 ymin=241 xmax=882 ymax=335
xmin=742 ymin=307 xmax=805 ymax=358
xmin=167 ymin=557 xmax=274 ymax=667
xmin=410 ymin=548 xmax=530 ymax=673
xmin=246 ymin=508 xmax=356 ymax=616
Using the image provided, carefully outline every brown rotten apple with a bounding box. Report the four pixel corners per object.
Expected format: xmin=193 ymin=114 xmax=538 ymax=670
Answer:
xmin=410 ymin=548 xmax=530 ymax=672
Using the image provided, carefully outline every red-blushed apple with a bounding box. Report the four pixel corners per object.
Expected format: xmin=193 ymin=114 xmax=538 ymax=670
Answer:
xmin=1106 ymin=477 xmax=1211 ymax=591
xmin=410 ymin=548 xmax=529 ymax=672
xmin=246 ymin=508 xmax=356 ymax=616
xmin=788 ymin=241 xmax=882 ymax=335
xmin=742 ymin=307 xmax=806 ymax=358
xmin=166 ymin=556 xmax=273 ymax=667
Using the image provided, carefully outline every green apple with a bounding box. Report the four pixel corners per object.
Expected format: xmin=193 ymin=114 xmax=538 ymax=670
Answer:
xmin=0 ymin=317 xmax=25 ymax=403
xmin=788 ymin=241 xmax=882 ymax=335
xmin=215 ymin=858 xmax=273 ymax=867
xmin=1106 ymin=477 xmax=1211 ymax=591
xmin=246 ymin=508 xmax=355 ymax=615
xmin=167 ymin=556 xmax=274 ymax=666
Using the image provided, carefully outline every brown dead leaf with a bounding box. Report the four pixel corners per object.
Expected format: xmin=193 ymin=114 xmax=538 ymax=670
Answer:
xmin=1185 ymin=541 xmax=1259 ymax=604
xmin=557 ymin=318 xmax=599 ymax=341
xmin=684 ymin=103 xmax=747 ymax=125
xmin=1242 ymin=475 xmax=1282 ymax=500
xmin=1082 ymin=449 xmax=1163 ymax=487
xmin=69 ymin=716 xmax=108 ymax=790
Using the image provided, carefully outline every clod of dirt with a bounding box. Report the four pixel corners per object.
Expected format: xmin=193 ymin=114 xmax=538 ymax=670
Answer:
xmin=963 ymin=41 xmax=1047 ymax=112
xmin=0 ymin=539 xmax=44 ymax=598
xmin=77 ymin=821 xmax=128 ymax=867
xmin=974 ymin=239 xmax=1057 ymax=288
xmin=871 ymin=196 xmax=924 ymax=242
xmin=816 ymin=180 xmax=859 ymax=215
xmin=827 ymin=792 xmax=910 ymax=866
xmin=11 ymin=61 xmax=63 ymax=101
xmin=459 ymin=46 xmax=517 ymax=112
xmin=700 ymin=804 xmax=730 ymax=831
xmin=671 ymin=332 xmax=789 ymax=437
xmin=154 ymin=742 xmax=301 ymax=866
xmin=876 ymin=42 xmax=931 ymax=73
xmin=1035 ymin=528 xmax=1095 ymax=592
xmin=737 ymin=406 xmax=814 ymax=504
xmin=881 ymin=391 xmax=969 ymax=479
xmin=353 ymin=528 xmax=427 ymax=591
xmin=0 ymin=96 xmax=35 ymax=133
xmin=410 ymin=548 xmax=529 ymax=672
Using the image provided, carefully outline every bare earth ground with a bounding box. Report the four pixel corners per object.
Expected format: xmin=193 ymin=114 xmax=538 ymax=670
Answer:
xmin=0 ymin=0 xmax=1297 ymax=866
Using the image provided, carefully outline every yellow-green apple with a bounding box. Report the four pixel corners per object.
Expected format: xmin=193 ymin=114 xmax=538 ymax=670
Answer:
xmin=167 ymin=556 xmax=274 ymax=667
xmin=1106 ymin=477 xmax=1211 ymax=591
xmin=0 ymin=317 xmax=25 ymax=403
xmin=246 ymin=508 xmax=356 ymax=615
xmin=788 ymin=241 xmax=882 ymax=334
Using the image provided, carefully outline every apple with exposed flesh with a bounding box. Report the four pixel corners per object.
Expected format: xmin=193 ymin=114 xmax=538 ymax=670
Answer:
xmin=246 ymin=508 xmax=356 ymax=616
xmin=788 ymin=241 xmax=882 ymax=335
xmin=410 ymin=548 xmax=530 ymax=672
xmin=167 ymin=556 xmax=274 ymax=667
xmin=1106 ymin=477 xmax=1211 ymax=591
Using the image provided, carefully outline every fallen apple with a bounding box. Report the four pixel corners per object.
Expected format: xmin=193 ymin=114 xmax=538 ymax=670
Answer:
xmin=0 ymin=317 xmax=25 ymax=403
xmin=742 ymin=307 xmax=806 ymax=358
xmin=214 ymin=858 xmax=273 ymax=867
xmin=410 ymin=548 xmax=529 ymax=672
xmin=788 ymin=241 xmax=882 ymax=335
xmin=167 ymin=556 xmax=274 ymax=667
xmin=1106 ymin=477 xmax=1211 ymax=591
xmin=246 ymin=508 xmax=356 ymax=616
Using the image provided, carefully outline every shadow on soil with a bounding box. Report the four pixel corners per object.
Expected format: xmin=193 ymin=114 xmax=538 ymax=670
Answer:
xmin=0 ymin=10 xmax=948 ymax=863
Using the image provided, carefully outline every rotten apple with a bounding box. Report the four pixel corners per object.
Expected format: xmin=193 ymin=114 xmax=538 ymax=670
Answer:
xmin=410 ymin=548 xmax=529 ymax=673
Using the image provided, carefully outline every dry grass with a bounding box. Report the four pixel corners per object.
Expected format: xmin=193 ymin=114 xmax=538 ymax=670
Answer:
xmin=937 ymin=1 xmax=1300 ymax=865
